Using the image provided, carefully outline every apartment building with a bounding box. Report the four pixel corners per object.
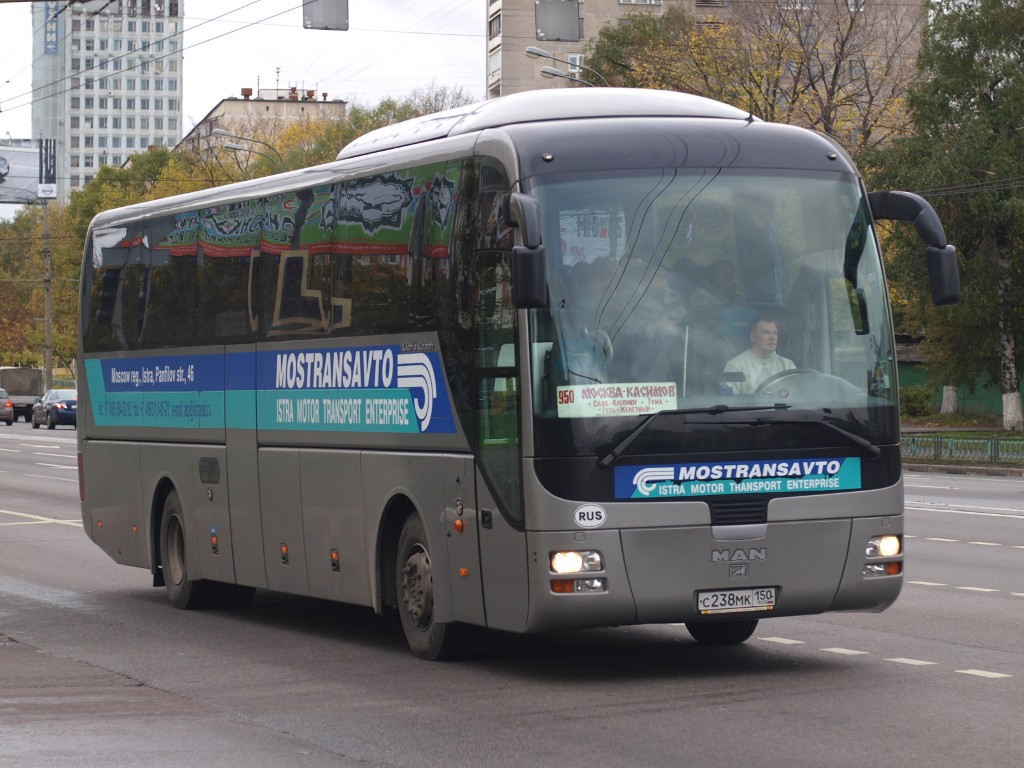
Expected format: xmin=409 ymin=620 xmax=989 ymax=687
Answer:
xmin=31 ymin=0 xmax=184 ymax=200
xmin=487 ymin=0 xmax=684 ymax=98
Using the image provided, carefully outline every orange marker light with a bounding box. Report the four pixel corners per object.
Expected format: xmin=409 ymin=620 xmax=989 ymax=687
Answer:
xmin=454 ymin=519 xmax=464 ymax=533
xmin=550 ymin=580 xmax=574 ymax=594
xmin=459 ymin=568 xmax=469 ymax=577
xmin=97 ymin=520 xmax=103 ymax=529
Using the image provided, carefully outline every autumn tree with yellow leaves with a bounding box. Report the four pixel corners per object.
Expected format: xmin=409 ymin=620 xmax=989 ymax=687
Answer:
xmin=587 ymin=1 xmax=923 ymax=154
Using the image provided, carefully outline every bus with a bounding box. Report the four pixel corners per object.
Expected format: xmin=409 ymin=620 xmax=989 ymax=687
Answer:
xmin=78 ymin=89 xmax=959 ymax=659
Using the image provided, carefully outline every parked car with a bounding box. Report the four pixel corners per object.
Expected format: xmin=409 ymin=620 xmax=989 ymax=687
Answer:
xmin=0 ymin=388 xmax=13 ymax=425
xmin=0 ymin=155 xmax=8 ymax=180
xmin=31 ymin=388 xmax=77 ymax=429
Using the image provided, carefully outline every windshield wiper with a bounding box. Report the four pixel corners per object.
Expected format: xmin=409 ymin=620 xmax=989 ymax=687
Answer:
xmin=597 ymin=403 xmax=791 ymax=469
xmin=753 ymin=414 xmax=881 ymax=457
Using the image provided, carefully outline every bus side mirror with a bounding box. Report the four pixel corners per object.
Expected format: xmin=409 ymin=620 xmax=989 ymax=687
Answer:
xmin=926 ymin=245 xmax=960 ymax=306
xmin=505 ymin=193 xmax=548 ymax=308
xmin=868 ymin=190 xmax=960 ymax=306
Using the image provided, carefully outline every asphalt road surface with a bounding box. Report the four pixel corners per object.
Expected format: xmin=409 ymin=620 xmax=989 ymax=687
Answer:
xmin=1 ymin=422 xmax=1021 ymax=767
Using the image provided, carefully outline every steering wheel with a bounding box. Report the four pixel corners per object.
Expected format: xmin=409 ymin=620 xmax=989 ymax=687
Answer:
xmin=754 ymin=368 xmax=818 ymax=393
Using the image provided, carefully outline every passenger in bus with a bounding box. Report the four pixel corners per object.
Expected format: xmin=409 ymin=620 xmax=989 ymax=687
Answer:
xmin=724 ymin=316 xmax=795 ymax=394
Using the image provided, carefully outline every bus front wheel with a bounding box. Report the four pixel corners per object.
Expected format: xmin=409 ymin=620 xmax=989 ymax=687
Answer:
xmin=685 ymin=619 xmax=758 ymax=645
xmin=159 ymin=489 xmax=212 ymax=609
xmin=396 ymin=513 xmax=466 ymax=660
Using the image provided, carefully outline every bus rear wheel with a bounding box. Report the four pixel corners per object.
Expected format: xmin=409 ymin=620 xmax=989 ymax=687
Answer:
xmin=685 ymin=619 xmax=758 ymax=645
xmin=159 ymin=489 xmax=212 ymax=609
xmin=396 ymin=513 xmax=466 ymax=660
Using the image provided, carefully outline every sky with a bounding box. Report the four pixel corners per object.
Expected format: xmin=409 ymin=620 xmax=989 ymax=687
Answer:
xmin=0 ymin=0 xmax=486 ymax=141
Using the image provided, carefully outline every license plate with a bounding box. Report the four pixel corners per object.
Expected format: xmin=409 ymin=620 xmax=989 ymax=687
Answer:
xmin=697 ymin=587 xmax=776 ymax=615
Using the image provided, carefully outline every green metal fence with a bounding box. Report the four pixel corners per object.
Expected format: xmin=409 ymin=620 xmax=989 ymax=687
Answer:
xmin=901 ymin=435 xmax=1024 ymax=465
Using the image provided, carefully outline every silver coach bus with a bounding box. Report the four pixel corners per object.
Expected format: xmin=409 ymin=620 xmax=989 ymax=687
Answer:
xmin=78 ymin=89 xmax=958 ymax=659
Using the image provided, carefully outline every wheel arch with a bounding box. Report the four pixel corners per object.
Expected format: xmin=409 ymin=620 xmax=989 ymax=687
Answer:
xmin=150 ymin=476 xmax=177 ymax=585
xmin=375 ymin=493 xmax=418 ymax=614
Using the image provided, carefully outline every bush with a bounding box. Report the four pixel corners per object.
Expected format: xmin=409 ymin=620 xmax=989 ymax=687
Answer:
xmin=900 ymin=384 xmax=936 ymax=417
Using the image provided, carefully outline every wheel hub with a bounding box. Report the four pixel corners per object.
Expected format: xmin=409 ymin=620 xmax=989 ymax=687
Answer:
xmin=401 ymin=546 xmax=433 ymax=629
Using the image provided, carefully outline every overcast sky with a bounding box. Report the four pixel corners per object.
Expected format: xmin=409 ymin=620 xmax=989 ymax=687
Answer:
xmin=0 ymin=0 xmax=486 ymax=141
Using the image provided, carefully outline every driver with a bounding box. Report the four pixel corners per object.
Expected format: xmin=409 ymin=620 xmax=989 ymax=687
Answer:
xmin=724 ymin=316 xmax=795 ymax=394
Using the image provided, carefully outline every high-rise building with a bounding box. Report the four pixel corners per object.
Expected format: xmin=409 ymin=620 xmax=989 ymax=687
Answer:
xmin=31 ymin=0 xmax=185 ymax=200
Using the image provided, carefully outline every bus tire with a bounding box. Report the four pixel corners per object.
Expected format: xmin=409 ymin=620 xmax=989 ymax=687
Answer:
xmin=396 ymin=513 xmax=467 ymax=661
xmin=685 ymin=619 xmax=758 ymax=645
xmin=158 ymin=489 xmax=212 ymax=609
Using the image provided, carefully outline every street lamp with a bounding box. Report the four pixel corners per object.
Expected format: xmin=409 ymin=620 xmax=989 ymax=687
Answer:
xmin=223 ymin=142 xmax=284 ymax=172
xmin=540 ymin=65 xmax=598 ymax=88
xmin=210 ymin=127 xmax=284 ymax=165
xmin=525 ymin=45 xmax=609 ymax=86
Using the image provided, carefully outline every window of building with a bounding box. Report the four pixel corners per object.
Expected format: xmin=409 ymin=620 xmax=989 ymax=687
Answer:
xmin=71 ymin=116 xmax=80 ymax=128
xmin=84 ymin=155 xmax=94 ymax=168
xmin=99 ymin=136 xmax=108 ymax=148
xmin=141 ymin=117 xmax=149 ymax=129
xmin=488 ymin=13 xmax=501 ymax=39
xmin=84 ymin=97 xmax=94 ymax=109
xmin=127 ymin=137 xmax=136 ymax=148
xmin=168 ymin=79 xmax=178 ymax=91
xmin=127 ymin=117 xmax=136 ymax=129
xmin=99 ymin=117 xmax=108 ymax=128
xmin=154 ymin=98 xmax=163 ymax=110
xmin=113 ymin=117 xmax=121 ymax=129
xmin=72 ymin=58 xmax=81 ymax=71
xmin=71 ymin=97 xmax=81 ymax=109
xmin=71 ymin=137 xmax=80 ymax=149
xmin=85 ymin=136 xmax=94 ymax=148
xmin=71 ymin=156 xmax=80 ymax=168
xmin=85 ymin=39 xmax=95 ymax=51
xmin=140 ymin=98 xmax=150 ymax=110
xmin=113 ymin=136 xmax=122 ymax=147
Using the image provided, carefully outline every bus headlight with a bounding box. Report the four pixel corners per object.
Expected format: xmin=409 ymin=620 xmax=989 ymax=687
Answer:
xmin=866 ymin=535 xmax=901 ymax=558
xmin=550 ymin=550 xmax=603 ymax=574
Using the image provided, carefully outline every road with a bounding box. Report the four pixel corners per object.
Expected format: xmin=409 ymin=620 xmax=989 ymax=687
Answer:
xmin=1 ymin=421 xmax=1021 ymax=767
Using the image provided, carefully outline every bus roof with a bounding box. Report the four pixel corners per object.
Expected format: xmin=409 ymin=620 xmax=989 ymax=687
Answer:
xmin=336 ymin=88 xmax=754 ymax=160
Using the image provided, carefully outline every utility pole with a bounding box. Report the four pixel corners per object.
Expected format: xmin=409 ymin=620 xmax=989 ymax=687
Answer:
xmin=42 ymin=198 xmax=53 ymax=391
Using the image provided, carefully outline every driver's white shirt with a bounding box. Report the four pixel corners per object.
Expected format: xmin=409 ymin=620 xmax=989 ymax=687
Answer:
xmin=724 ymin=349 xmax=796 ymax=394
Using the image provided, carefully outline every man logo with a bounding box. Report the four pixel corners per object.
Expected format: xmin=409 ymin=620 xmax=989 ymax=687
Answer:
xmin=712 ymin=548 xmax=766 ymax=562
xmin=574 ymin=505 xmax=606 ymax=528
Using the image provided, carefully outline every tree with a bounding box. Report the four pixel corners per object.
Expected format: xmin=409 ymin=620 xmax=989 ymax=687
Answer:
xmin=869 ymin=0 xmax=1024 ymax=430
xmin=587 ymin=1 xmax=923 ymax=153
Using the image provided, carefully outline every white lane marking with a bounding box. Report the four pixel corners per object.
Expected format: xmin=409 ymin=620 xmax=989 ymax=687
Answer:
xmin=1012 ymin=593 xmax=1024 ymax=598
xmin=925 ymin=537 xmax=959 ymax=542
xmin=908 ymin=580 xmax=947 ymax=586
xmin=0 ymin=508 xmax=82 ymax=526
xmin=957 ymin=669 xmax=1012 ymax=679
xmin=759 ymin=637 xmax=804 ymax=645
xmin=0 ymin=447 xmax=19 ymax=453
xmin=35 ymin=463 xmax=76 ymax=470
xmin=957 ymin=587 xmax=999 ymax=593
xmin=968 ymin=541 xmax=1002 ymax=547
xmin=34 ymin=451 xmax=74 ymax=459
xmin=822 ymin=648 xmax=868 ymax=655
xmin=905 ymin=504 xmax=1024 ymax=519
xmin=886 ymin=658 xmax=937 ymax=666
xmin=23 ymin=474 xmax=77 ymax=484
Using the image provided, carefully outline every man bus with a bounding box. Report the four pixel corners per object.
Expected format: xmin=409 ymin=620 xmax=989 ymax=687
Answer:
xmin=78 ymin=89 xmax=958 ymax=659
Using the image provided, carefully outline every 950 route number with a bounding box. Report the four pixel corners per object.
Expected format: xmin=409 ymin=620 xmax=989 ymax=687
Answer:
xmin=697 ymin=587 xmax=776 ymax=615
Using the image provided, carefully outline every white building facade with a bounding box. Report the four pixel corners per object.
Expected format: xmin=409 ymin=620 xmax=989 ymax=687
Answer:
xmin=31 ymin=0 xmax=185 ymax=199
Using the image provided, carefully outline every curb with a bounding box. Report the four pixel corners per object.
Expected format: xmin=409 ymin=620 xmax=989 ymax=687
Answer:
xmin=903 ymin=462 xmax=1024 ymax=477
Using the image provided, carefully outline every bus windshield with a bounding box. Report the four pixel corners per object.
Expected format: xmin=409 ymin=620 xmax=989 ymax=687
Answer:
xmin=526 ymin=168 xmax=897 ymax=459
